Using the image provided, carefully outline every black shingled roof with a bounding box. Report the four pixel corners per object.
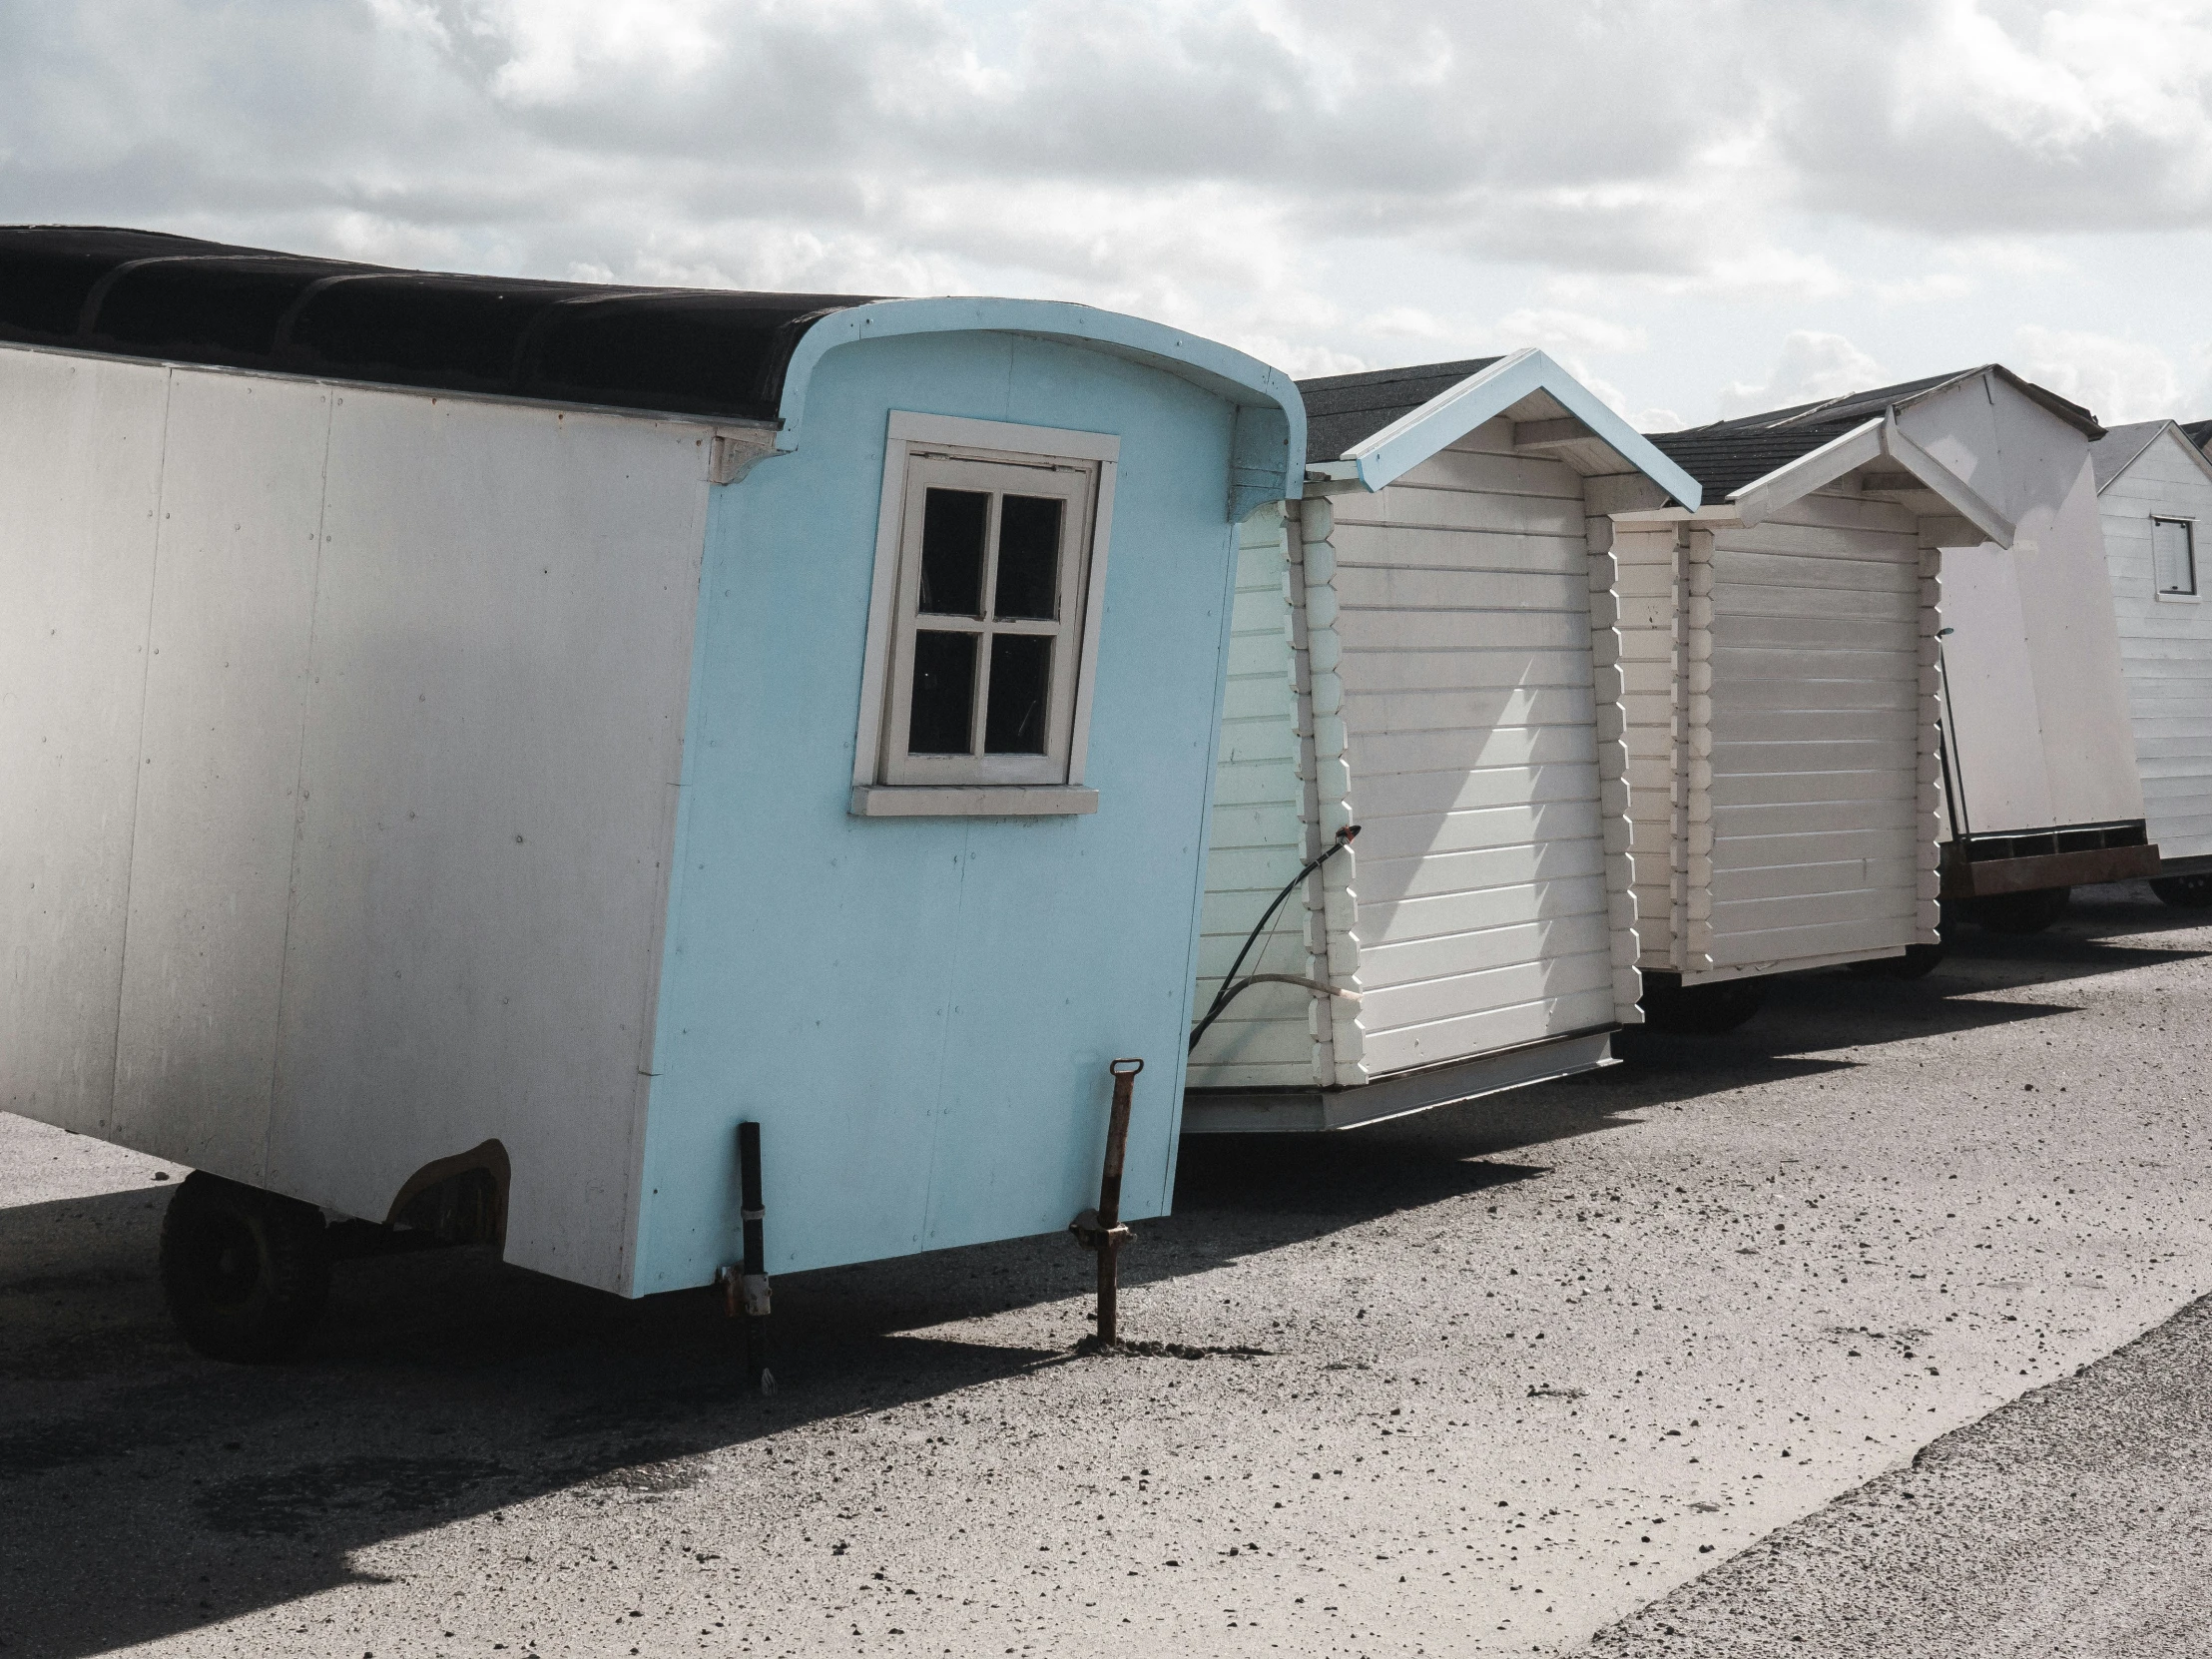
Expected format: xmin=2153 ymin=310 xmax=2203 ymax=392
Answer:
xmin=1299 ymin=357 xmax=1503 ymax=464
xmin=2183 ymin=418 xmax=2212 ymax=456
xmin=1648 ymin=365 xmax=2103 ymax=499
xmin=0 ymin=226 xmax=884 ymax=423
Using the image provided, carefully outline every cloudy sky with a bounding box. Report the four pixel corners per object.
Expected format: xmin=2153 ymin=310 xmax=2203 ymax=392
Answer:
xmin=4 ymin=0 xmax=2209 ymax=428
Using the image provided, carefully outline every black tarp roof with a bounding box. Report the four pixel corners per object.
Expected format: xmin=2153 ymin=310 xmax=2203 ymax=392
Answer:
xmin=1647 ymin=365 xmax=2103 ymax=498
xmin=0 ymin=226 xmax=884 ymax=423
xmin=1299 ymin=357 xmax=1503 ymax=464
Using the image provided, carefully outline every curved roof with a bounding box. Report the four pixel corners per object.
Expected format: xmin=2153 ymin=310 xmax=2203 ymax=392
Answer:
xmin=0 ymin=225 xmax=876 ymax=424
xmin=0 ymin=227 xmax=1306 ymax=513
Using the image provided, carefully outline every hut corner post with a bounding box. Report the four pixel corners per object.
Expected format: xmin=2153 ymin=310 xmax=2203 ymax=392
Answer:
xmin=1071 ymin=1058 xmax=1143 ymax=1347
xmin=719 ymin=1121 xmax=775 ymax=1392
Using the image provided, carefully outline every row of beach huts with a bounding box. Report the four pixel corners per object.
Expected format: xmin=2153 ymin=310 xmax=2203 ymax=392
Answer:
xmin=4 ymin=226 xmax=2208 ymax=1360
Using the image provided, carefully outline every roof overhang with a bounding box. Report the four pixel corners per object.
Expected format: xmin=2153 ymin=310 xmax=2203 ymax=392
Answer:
xmin=777 ymin=297 xmax=1307 ymax=521
xmin=1305 ymin=348 xmax=1701 ymax=508
xmin=1728 ymin=411 xmax=2015 ymax=545
xmin=2093 ymin=420 xmax=2212 ymax=497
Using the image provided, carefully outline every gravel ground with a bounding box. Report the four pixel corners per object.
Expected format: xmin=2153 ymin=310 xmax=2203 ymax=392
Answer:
xmin=3 ymin=881 xmax=2211 ymax=1658
xmin=1580 ymin=1290 xmax=2212 ymax=1657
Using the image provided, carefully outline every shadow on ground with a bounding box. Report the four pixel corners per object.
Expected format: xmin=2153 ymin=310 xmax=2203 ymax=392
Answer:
xmin=3 ymin=885 xmax=2202 ymax=1656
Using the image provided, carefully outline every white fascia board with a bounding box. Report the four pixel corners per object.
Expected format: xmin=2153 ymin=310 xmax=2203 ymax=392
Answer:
xmin=1329 ymin=348 xmax=1703 ymax=508
xmin=1727 ymin=418 xmax=1885 ymax=527
xmin=1878 ymin=412 xmax=2014 ymax=545
xmin=1726 ymin=412 xmax=2014 ymax=545
xmin=774 ymin=297 xmax=1307 ymax=518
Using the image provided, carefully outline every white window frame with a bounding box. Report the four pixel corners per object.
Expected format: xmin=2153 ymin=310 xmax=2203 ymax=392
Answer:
xmin=851 ymin=411 xmax=1119 ymax=817
xmin=2153 ymin=516 xmax=2199 ymax=602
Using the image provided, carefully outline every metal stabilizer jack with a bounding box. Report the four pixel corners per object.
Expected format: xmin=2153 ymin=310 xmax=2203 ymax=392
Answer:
xmin=1071 ymin=1057 xmax=1143 ymax=1348
xmin=719 ymin=1120 xmax=776 ymax=1393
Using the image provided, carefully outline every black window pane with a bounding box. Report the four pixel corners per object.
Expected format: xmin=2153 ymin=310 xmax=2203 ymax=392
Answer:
xmin=993 ymin=495 xmax=1063 ymax=620
xmin=908 ymin=631 xmax=977 ymax=754
xmin=919 ymin=489 xmax=987 ymax=616
xmin=984 ymin=633 xmax=1052 ymax=754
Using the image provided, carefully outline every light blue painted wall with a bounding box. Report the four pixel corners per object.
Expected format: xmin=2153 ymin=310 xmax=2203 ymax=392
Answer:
xmin=632 ymin=329 xmax=1241 ymax=1290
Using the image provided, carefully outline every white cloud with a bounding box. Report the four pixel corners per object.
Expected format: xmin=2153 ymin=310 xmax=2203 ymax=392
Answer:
xmin=2011 ymin=324 xmax=2183 ymax=424
xmin=2 ymin=0 xmax=2208 ymax=421
xmin=1716 ymin=331 xmax=1887 ymax=419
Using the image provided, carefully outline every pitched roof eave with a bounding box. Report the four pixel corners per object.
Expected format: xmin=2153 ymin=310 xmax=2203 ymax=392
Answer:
xmin=1729 ymin=411 xmax=2015 ymax=545
xmin=1324 ymin=349 xmax=1701 ymax=507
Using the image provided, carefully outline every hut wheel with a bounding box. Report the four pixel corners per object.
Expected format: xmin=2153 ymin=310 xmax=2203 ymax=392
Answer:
xmin=159 ymin=1172 xmax=331 ymax=1363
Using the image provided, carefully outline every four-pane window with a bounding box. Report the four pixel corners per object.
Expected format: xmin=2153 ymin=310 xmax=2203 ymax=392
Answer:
xmin=881 ymin=452 xmax=1098 ymax=787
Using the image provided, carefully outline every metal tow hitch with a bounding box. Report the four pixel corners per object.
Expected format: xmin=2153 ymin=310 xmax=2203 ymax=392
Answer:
xmin=1071 ymin=1056 xmax=1143 ymax=1348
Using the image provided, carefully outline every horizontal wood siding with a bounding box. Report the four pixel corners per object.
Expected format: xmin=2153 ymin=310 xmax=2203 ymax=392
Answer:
xmin=2099 ymin=435 xmax=2212 ymax=859
xmin=1701 ymin=493 xmax=1926 ymax=969
xmin=1330 ymin=421 xmax=1614 ymax=1073
xmin=1189 ymin=506 xmax=1320 ymax=1088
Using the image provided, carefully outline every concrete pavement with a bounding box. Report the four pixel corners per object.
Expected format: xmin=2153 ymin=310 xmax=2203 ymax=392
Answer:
xmin=1581 ymin=1289 xmax=2212 ymax=1656
xmin=3 ymin=881 xmax=2211 ymax=1657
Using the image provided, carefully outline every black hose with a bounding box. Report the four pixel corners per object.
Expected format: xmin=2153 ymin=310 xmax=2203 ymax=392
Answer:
xmin=1189 ymin=825 xmax=1359 ymax=1053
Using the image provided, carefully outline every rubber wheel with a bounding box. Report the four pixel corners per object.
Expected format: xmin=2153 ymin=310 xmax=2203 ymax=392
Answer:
xmin=1640 ymin=976 xmax=1768 ymax=1034
xmin=160 ymin=1172 xmax=331 ymax=1363
xmin=1967 ymin=886 xmax=2070 ymax=934
xmin=2151 ymin=873 xmax=2212 ymax=909
xmin=1847 ymin=941 xmax=1947 ymax=979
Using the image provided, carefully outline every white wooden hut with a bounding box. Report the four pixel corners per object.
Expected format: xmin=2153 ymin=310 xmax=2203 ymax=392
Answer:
xmin=1616 ymin=366 xmax=2119 ymax=1016
xmin=1185 ymin=351 xmax=1700 ymax=1130
xmin=2089 ymin=419 xmax=2212 ymax=903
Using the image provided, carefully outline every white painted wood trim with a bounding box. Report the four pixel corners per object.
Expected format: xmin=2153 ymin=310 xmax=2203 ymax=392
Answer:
xmin=1281 ymin=501 xmax=1335 ymax=1091
xmin=1881 ymin=414 xmax=2014 ymax=546
xmin=853 ymin=410 xmax=1122 ymax=793
xmin=1915 ymin=545 xmax=1945 ymax=942
xmin=1293 ymin=496 xmax=1368 ymax=1087
xmin=1730 ymin=421 xmax=1884 ymax=527
xmin=1584 ymin=518 xmax=1644 ymax=1021
xmin=1066 ymin=460 xmax=1116 ymax=787
xmin=1728 ymin=413 xmax=2014 ymax=545
xmin=852 ymin=434 xmax=913 ymax=787
xmin=886 ymin=409 xmax=1121 ymax=464
xmin=849 ymin=785 xmax=1099 ymax=817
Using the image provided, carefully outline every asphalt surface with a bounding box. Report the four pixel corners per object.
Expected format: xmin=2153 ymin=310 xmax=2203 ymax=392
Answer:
xmin=1581 ymin=1290 xmax=2212 ymax=1657
xmin=4 ymin=882 xmax=2211 ymax=1658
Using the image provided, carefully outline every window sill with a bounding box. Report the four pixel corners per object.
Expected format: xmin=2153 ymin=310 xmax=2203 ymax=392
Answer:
xmin=850 ymin=785 xmax=1100 ymax=818
xmin=2155 ymin=590 xmax=2201 ymax=604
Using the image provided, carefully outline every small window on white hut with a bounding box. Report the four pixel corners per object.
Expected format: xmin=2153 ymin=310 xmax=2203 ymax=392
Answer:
xmin=852 ymin=413 xmax=1118 ymax=815
xmin=2154 ymin=517 xmax=2197 ymax=598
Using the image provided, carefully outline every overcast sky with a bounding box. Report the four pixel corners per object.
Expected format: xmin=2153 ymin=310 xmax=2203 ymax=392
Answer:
xmin=4 ymin=0 xmax=2208 ymax=428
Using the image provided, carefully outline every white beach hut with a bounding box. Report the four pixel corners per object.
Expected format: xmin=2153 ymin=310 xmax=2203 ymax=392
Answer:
xmin=2088 ymin=419 xmax=2212 ymax=905
xmin=1185 ymin=351 xmax=1700 ymax=1130
xmin=1616 ymin=366 xmax=2120 ymax=1022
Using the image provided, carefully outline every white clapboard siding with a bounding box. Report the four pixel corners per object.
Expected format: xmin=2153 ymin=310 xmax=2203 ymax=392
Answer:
xmin=1701 ymin=494 xmax=1924 ymax=969
xmin=1330 ymin=421 xmax=1612 ymax=1067
xmin=2098 ymin=432 xmax=2212 ymax=859
xmin=1189 ymin=506 xmax=1320 ymax=1089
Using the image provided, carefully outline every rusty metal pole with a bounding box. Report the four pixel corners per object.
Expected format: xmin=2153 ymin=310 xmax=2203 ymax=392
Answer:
xmin=721 ymin=1121 xmax=775 ymax=1393
xmin=1093 ymin=1058 xmax=1142 ymax=1345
